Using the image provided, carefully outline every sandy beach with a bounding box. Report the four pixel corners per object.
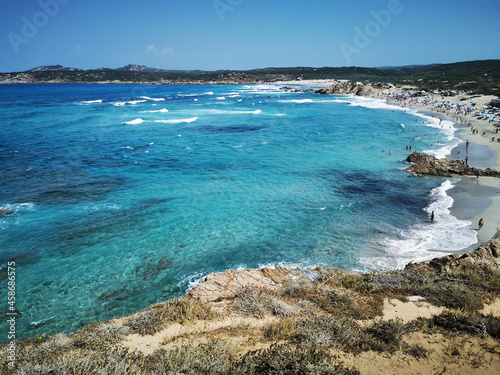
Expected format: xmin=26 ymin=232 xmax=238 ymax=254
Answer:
xmin=374 ymin=88 xmax=500 ymax=247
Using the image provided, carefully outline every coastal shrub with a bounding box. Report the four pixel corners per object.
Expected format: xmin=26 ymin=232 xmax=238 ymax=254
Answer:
xmin=236 ymin=343 xmax=360 ymax=375
xmin=162 ymin=296 xmax=215 ymax=323
xmin=432 ymin=311 xmax=487 ymax=336
xmin=18 ymin=333 xmax=73 ymax=365
xmin=263 ymin=317 xmax=298 ymax=340
xmin=307 ymin=287 xmax=383 ymax=320
xmin=233 ymin=287 xmax=274 ymax=318
xmin=423 ymin=281 xmax=484 ymax=311
xmin=13 ymin=348 xmax=143 ymax=375
xmin=126 ymin=297 xmax=214 ymax=336
xmin=126 ymin=305 xmax=164 ymax=336
xmin=143 ymin=338 xmax=238 ymax=374
xmin=402 ymin=343 xmax=429 ymax=359
xmin=484 ymin=314 xmax=500 ymax=339
xmin=448 ymin=263 xmax=500 ymax=295
xmin=269 ymin=297 xmax=295 ymax=317
xmin=369 ymin=271 xmax=407 ymax=289
xmin=72 ymin=320 xmax=129 ymax=350
xmin=339 ymin=273 xmax=373 ymax=294
xmin=291 ymin=316 xmax=365 ymax=352
xmin=281 ymin=277 xmax=314 ymax=299
xmin=363 ymin=319 xmax=406 ymax=353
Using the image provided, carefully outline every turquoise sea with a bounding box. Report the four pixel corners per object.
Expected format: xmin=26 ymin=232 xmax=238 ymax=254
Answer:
xmin=0 ymin=84 xmax=478 ymax=339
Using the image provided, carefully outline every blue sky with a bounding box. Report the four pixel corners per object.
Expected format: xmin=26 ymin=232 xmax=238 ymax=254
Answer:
xmin=1 ymin=0 xmax=499 ymax=72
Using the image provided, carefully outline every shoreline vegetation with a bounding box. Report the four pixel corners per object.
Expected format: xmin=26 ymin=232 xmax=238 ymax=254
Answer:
xmin=2 ymin=62 xmax=500 ymax=373
xmin=2 ymin=239 xmax=499 ymax=374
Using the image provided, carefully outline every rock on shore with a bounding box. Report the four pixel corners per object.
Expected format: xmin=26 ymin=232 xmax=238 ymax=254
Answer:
xmin=315 ymin=81 xmax=375 ymax=96
xmin=405 ymin=151 xmax=500 ymax=177
xmin=187 ymin=267 xmax=301 ymax=303
xmin=406 ymin=238 xmax=500 ymax=273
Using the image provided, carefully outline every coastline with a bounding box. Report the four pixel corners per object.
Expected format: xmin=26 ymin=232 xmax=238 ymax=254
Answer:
xmin=377 ymin=90 xmax=500 ymax=249
xmin=282 ymin=79 xmax=500 ymax=256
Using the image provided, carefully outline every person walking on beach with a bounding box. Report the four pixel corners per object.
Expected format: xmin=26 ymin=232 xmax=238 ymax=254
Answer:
xmin=478 ymin=218 xmax=484 ymax=230
xmin=431 ymin=211 xmax=435 ymax=223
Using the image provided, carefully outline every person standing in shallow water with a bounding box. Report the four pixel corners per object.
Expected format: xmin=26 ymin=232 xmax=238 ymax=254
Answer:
xmin=478 ymin=218 xmax=484 ymax=230
xmin=431 ymin=211 xmax=435 ymax=223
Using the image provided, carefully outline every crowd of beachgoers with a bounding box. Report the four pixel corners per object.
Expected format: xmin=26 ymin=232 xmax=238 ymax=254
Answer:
xmin=377 ymin=89 xmax=500 ymax=130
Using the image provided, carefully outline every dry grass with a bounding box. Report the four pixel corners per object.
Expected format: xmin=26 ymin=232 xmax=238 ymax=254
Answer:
xmin=125 ymin=296 xmax=215 ymax=336
xmin=3 ymin=260 xmax=499 ymax=374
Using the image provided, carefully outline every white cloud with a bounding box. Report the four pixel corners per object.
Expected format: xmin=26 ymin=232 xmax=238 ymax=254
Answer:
xmin=162 ymin=46 xmax=180 ymax=57
xmin=142 ymin=45 xmax=190 ymax=59
xmin=145 ymin=44 xmax=159 ymax=53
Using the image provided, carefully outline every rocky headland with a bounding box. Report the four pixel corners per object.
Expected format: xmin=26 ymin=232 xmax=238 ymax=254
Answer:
xmin=315 ymin=81 xmax=376 ymax=96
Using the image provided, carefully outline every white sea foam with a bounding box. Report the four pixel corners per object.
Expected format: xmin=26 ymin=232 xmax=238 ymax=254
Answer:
xmin=1 ymin=203 xmax=36 ymax=229
xmin=84 ymin=203 xmax=121 ymax=212
xmin=0 ymin=202 xmax=36 ymax=213
xmin=78 ymin=99 xmax=102 ymax=105
xmin=360 ymin=179 xmax=477 ymax=270
xmin=198 ymin=109 xmax=262 ymax=115
xmin=123 ymin=118 xmax=145 ymax=125
xmin=216 ymin=96 xmax=226 ymax=100
xmin=139 ymin=108 xmax=169 ymax=113
xmin=347 ymin=97 xmax=403 ymax=111
xmin=279 ymin=99 xmax=314 ymax=104
xmin=113 ymin=100 xmax=147 ymax=106
xmin=30 ymin=315 xmax=56 ymax=327
xmin=154 ymin=117 xmax=198 ymax=124
xmin=140 ymin=96 xmax=165 ymax=101
xmin=349 ymin=96 xmax=461 ymax=160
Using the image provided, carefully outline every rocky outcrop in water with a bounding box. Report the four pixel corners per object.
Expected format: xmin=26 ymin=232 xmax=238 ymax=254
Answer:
xmin=315 ymin=81 xmax=375 ymax=96
xmin=187 ymin=267 xmax=301 ymax=303
xmin=405 ymin=152 xmax=500 ymax=177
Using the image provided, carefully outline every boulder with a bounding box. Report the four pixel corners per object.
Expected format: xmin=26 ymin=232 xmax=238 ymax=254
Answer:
xmin=187 ymin=267 xmax=301 ymax=303
xmin=405 ymin=152 xmax=500 ymax=177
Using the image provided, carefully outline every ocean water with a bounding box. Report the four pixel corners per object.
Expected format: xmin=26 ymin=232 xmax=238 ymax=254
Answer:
xmin=0 ymin=83 xmax=478 ymax=339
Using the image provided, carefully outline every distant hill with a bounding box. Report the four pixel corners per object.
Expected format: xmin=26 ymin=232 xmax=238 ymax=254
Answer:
xmin=2 ymin=60 xmax=499 ymax=95
xmin=28 ymin=65 xmax=82 ymax=72
xmin=116 ymin=64 xmax=166 ymax=72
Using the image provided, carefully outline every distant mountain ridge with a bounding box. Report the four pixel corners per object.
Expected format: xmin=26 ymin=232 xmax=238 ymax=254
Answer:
xmin=115 ymin=64 xmax=166 ymax=72
xmin=3 ymin=60 xmax=499 ymax=95
xmin=28 ymin=65 xmax=83 ymax=72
